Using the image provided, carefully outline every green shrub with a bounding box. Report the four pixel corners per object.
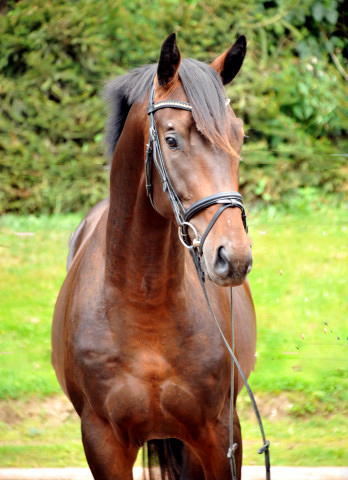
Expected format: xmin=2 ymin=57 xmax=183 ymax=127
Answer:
xmin=0 ymin=0 xmax=347 ymax=214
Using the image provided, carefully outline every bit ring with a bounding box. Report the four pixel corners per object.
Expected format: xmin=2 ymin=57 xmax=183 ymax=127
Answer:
xmin=178 ymin=222 xmax=201 ymax=249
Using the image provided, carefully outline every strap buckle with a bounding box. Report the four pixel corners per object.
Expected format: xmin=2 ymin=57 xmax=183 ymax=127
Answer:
xmin=227 ymin=443 xmax=238 ymax=458
xmin=258 ymin=440 xmax=270 ymax=455
xmin=149 ymin=126 xmax=157 ymax=141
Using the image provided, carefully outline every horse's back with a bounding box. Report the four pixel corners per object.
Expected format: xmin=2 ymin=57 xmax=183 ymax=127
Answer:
xmin=67 ymin=197 xmax=110 ymax=270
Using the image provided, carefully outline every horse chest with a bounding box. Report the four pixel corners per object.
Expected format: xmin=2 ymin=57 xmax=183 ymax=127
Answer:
xmin=72 ymin=300 xmax=229 ymax=443
xmin=101 ymin=337 xmax=229 ymax=442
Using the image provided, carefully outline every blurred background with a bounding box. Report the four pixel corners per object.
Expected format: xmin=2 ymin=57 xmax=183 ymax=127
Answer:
xmin=0 ymin=0 xmax=347 ymax=470
xmin=0 ymin=0 xmax=347 ymax=213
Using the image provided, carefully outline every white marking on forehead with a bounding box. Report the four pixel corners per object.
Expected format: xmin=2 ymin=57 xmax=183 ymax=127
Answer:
xmin=168 ymin=122 xmax=174 ymax=129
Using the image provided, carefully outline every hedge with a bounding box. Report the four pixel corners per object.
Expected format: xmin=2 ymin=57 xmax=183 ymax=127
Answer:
xmin=0 ymin=0 xmax=347 ymax=214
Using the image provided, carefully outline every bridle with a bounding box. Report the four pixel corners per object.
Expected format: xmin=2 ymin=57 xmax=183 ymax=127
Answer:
xmin=145 ymin=82 xmax=270 ymax=480
xmin=145 ymin=84 xmax=247 ymax=262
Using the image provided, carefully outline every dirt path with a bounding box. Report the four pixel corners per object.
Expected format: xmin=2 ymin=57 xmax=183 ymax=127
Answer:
xmin=0 ymin=467 xmax=347 ymax=479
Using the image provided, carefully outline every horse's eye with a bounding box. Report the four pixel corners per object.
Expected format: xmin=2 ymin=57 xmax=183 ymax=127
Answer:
xmin=165 ymin=136 xmax=178 ymax=150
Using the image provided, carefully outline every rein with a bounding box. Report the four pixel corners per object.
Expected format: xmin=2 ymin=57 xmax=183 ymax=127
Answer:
xmin=145 ymin=83 xmax=270 ymax=480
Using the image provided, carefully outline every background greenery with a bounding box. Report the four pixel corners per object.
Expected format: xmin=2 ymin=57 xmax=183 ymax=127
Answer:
xmin=0 ymin=0 xmax=347 ymax=214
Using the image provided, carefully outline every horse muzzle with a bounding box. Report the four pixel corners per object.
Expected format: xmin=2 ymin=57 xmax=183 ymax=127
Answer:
xmin=208 ymin=241 xmax=252 ymax=287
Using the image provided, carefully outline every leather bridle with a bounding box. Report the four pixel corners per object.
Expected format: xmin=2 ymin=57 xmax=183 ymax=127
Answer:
xmin=145 ymin=84 xmax=247 ymax=259
xmin=145 ymin=82 xmax=270 ymax=480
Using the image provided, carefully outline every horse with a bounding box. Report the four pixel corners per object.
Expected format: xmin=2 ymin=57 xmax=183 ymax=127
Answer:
xmin=52 ymin=33 xmax=256 ymax=480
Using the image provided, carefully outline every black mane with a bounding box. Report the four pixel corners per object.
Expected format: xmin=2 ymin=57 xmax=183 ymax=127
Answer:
xmin=104 ymin=59 xmax=235 ymax=157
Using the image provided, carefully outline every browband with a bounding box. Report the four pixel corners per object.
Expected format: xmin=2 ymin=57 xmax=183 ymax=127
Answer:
xmin=147 ymin=101 xmax=192 ymax=115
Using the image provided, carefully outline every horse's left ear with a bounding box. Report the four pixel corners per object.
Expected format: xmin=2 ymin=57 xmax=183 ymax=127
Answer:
xmin=157 ymin=33 xmax=181 ymax=87
xmin=210 ymin=35 xmax=247 ymax=85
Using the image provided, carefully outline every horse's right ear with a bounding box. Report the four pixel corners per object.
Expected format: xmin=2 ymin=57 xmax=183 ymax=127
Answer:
xmin=210 ymin=35 xmax=247 ymax=85
xmin=157 ymin=33 xmax=181 ymax=87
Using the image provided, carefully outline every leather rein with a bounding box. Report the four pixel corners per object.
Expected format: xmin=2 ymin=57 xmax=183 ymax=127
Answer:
xmin=145 ymin=83 xmax=270 ymax=480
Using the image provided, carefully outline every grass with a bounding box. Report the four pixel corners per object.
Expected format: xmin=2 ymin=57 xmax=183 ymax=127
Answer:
xmin=249 ymin=207 xmax=347 ymax=403
xmin=0 ymin=396 xmax=86 ymax=467
xmin=0 ymin=205 xmax=347 ymax=467
xmin=0 ymin=214 xmax=81 ymax=398
xmin=247 ymin=206 xmax=348 ymax=401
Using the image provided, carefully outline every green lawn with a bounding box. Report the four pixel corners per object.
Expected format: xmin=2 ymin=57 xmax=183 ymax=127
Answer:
xmin=0 ymin=214 xmax=81 ymax=398
xmin=248 ymin=207 xmax=347 ymax=403
xmin=0 ymin=206 xmax=347 ymax=467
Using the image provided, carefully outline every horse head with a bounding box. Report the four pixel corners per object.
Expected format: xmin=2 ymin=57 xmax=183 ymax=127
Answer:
xmin=146 ymin=34 xmax=252 ymax=287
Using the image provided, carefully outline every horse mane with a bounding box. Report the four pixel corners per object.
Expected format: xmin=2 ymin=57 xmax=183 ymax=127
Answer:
xmin=104 ymin=59 xmax=238 ymax=157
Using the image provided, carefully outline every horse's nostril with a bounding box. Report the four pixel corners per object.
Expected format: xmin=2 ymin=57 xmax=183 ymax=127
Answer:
xmin=212 ymin=245 xmax=252 ymax=283
xmin=214 ymin=246 xmax=230 ymax=278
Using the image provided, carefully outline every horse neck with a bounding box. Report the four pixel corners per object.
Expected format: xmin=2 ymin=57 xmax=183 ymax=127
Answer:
xmin=105 ymin=104 xmax=185 ymax=306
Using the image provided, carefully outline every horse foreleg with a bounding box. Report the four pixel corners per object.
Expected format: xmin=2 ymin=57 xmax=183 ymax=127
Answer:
xmin=231 ymin=409 xmax=242 ymax=479
xmin=81 ymin=407 xmax=138 ymax=480
xmin=180 ymin=445 xmax=205 ymax=479
xmin=193 ymin=409 xmax=242 ymax=480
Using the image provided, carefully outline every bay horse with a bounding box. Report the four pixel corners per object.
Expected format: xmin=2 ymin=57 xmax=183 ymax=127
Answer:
xmin=52 ymin=34 xmax=257 ymax=480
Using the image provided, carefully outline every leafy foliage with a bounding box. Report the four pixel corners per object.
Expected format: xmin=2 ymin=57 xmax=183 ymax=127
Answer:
xmin=0 ymin=0 xmax=347 ymax=213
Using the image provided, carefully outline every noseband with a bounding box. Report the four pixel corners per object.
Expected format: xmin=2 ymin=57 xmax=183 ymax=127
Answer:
xmin=145 ymin=82 xmax=270 ymax=480
xmin=145 ymin=83 xmax=247 ymax=264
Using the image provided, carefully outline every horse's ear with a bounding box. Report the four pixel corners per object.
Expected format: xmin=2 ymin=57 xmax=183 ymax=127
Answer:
xmin=210 ymin=35 xmax=247 ymax=85
xmin=157 ymin=33 xmax=181 ymax=87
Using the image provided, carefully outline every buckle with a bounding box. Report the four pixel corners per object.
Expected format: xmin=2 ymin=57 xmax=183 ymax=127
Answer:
xmin=149 ymin=126 xmax=157 ymax=141
xmin=258 ymin=440 xmax=270 ymax=455
xmin=227 ymin=443 xmax=238 ymax=458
